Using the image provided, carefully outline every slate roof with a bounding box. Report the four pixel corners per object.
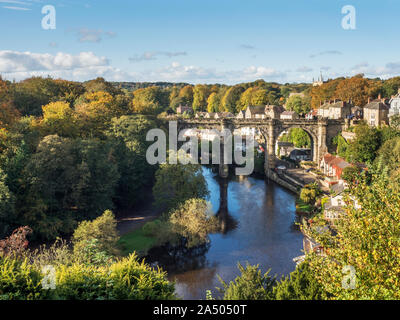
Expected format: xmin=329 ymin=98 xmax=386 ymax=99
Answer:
xmin=247 ymin=106 xmax=266 ymax=114
xmin=363 ymin=100 xmax=390 ymax=110
xmin=281 ymin=111 xmax=297 ymax=116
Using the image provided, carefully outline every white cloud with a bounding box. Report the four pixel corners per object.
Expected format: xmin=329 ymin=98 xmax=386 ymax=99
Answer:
xmin=0 ymin=50 xmax=109 ymax=73
xmin=129 ymin=51 xmax=187 ymax=63
xmin=75 ymin=28 xmax=117 ymax=43
xmin=0 ymin=50 xmax=126 ymax=81
xmin=350 ymin=62 xmax=400 ymax=78
xmin=2 ymin=5 xmax=31 ymax=10
xmin=296 ymin=66 xmax=313 ymax=73
xmin=310 ymin=50 xmax=342 ymax=58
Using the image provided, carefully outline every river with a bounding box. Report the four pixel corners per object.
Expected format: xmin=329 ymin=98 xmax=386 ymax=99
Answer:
xmin=146 ymin=166 xmax=303 ymax=300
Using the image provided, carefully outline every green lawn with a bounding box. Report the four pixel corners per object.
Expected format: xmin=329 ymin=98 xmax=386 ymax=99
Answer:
xmin=118 ymin=228 xmax=157 ymax=256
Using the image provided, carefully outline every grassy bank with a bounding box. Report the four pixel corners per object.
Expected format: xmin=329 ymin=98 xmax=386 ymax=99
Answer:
xmin=118 ymin=228 xmax=157 ymax=256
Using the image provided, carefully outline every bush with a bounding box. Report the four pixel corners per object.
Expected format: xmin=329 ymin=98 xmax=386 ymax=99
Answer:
xmin=73 ymin=210 xmax=119 ymax=261
xmin=169 ymin=199 xmax=219 ymax=248
xmin=142 ymin=220 xmax=163 ymax=237
xmin=274 ymin=263 xmax=326 ymax=300
xmin=0 ymin=226 xmax=32 ymax=258
xmin=1 ymin=254 xmax=176 ymax=300
xmin=217 ymin=263 xmax=276 ymax=300
xmin=300 ymin=183 xmax=321 ymax=205
xmin=0 ymin=256 xmax=50 ymax=300
xmin=55 ymin=254 xmax=176 ymax=300
xmin=153 ymin=158 xmax=209 ymax=213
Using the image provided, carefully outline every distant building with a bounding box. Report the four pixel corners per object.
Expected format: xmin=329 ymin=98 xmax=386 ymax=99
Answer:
xmin=320 ymin=153 xmax=351 ymax=180
xmin=265 ymin=105 xmax=285 ymax=119
xmin=305 ymin=109 xmax=318 ymax=120
xmin=204 ymin=112 xmax=216 ymax=118
xmin=280 ymin=111 xmax=299 ymax=120
xmin=318 ymin=100 xmax=352 ymax=119
xmin=176 ymin=104 xmax=193 ymax=114
xmin=289 ymin=148 xmax=311 ymax=161
xmin=195 ymin=112 xmax=207 ymax=118
xmin=214 ymin=112 xmax=235 ymax=119
xmin=389 ymin=89 xmax=400 ymax=117
xmin=312 ymin=72 xmax=324 ymax=87
xmin=236 ymin=110 xmax=246 ymax=119
xmin=350 ymin=106 xmax=363 ymax=120
xmin=277 ymin=141 xmax=295 ymax=157
xmin=245 ymin=106 xmax=266 ymax=119
xmin=363 ymin=97 xmax=390 ymax=127
xmin=324 ymin=182 xmax=361 ymax=222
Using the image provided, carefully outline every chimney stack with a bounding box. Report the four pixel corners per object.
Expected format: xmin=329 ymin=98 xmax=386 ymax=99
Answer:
xmin=378 ymin=93 xmax=382 ymax=100
xmin=368 ymin=97 xmax=371 ymax=104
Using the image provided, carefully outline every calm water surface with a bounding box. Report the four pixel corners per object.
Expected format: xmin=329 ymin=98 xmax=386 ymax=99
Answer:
xmin=148 ymin=167 xmax=303 ymax=300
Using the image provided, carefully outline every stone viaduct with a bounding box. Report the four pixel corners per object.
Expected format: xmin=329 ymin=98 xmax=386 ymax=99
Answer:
xmin=175 ymin=118 xmax=346 ymax=179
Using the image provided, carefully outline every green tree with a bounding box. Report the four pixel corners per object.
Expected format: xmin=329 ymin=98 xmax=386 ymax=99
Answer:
xmin=12 ymin=77 xmax=61 ymax=116
xmin=345 ymin=124 xmax=381 ymax=163
xmin=305 ymin=173 xmax=400 ymax=299
xmin=374 ymin=136 xmax=400 ymax=181
xmin=178 ymin=85 xmax=194 ymax=106
xmin=217 ymin=263 xmax=276 ymax=300
xmin=83 ymin=77 xmax=121 ymax=96
xmin=169 ymin=198 xmax=219 ymax=248
xmin=0 ymin=169 xmax=15 ymax=237
xmin=192 ymin=85 xmax=210 ymax=112
xmin=73 ymin=210 xmax=119 ymax=261
xmin=274 ymin=263 xmax=326 ymax=300
xmin=285 ymin=95 xmax=311 ymax=115
xmin=22 ymin=135 xmax=119 ymax=240
xmin=108 ymin=115 xmax=158 ymax=208
xmin=153 ymin=161 xmax=209 ymax=212
xmin=41 ymin=101 xmax=78 ymax=138
xmin=131 ymin=86 xmax=167 ymax=114
xmin=207 ymin=92 xmax=220 ymax=113
xmin=221 ymin=86 xmax=245 ymax=113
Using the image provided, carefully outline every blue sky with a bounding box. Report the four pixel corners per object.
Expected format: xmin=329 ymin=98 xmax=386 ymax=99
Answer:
xmin=1 ymin=0 xmax=400 ymax=84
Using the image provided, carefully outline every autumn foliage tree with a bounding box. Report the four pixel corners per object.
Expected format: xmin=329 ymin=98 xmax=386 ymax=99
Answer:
xmin=0 ymin=78 xmax=20 ymax=128
xmin=305 ymin=172 xmax=400 ymax=299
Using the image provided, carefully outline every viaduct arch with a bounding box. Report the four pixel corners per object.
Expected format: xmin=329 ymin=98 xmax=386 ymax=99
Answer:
xmin=175 ymin=118 xmax=346 ymax=178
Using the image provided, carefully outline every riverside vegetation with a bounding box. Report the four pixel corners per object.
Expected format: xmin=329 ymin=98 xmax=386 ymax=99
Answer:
xmin=1 ymin=76 xmax=400 ymax=299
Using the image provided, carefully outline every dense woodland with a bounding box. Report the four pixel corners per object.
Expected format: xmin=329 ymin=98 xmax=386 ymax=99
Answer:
xmin=1 ymin=75 xmax=400 ymax=300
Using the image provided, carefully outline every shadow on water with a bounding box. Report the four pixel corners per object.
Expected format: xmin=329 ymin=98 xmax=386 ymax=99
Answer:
xmin=146 ymin=166 xmax=303 ymax=300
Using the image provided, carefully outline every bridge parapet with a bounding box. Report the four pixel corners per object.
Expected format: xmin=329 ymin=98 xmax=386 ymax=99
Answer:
xmin=163 ymin=116 xmax=345 ymax=177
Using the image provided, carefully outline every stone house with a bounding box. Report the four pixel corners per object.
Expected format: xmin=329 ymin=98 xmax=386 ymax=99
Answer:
xmin=204 ymin=112 xmax=216 ymax=118
xmin=236 ymin=110 xmax=246 ymax=119
xmin=318 ymin=100 xmax=352 ymax=119
xmin=350 ymin=106 xmax=363 ymax=120
xmin=320 ymin=153 xmax=351 ymax=180
xmin=214 ymin=112 xmax=235 ymax=119
xmin=363 ymin=97 xmax=390 ymax=127
xmin=195 ymin=112 xmax=207 ymax=118
xmin=305 ymin=109 xmax=318 ymax=120
xmin=265 ymin=105 xmax=285 ymax=119
xmin=289 ymin=148 xmax=311 ymax=161
xmin=280 ymin=111 xmax=299 ymax=120
xmin=176 ymin=104 xmax=193 ymax=114
xmin=245 ymin=106 xmax=266 ymax=119
xmin=389 ymin=89 xmax=400 ymax=117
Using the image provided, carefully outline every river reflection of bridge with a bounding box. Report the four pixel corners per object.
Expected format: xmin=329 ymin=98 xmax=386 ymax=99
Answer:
xmin=216 ymin=176 xmax=238 ymax=234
